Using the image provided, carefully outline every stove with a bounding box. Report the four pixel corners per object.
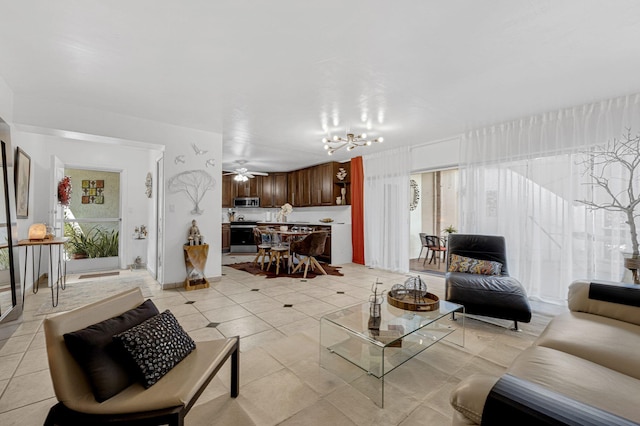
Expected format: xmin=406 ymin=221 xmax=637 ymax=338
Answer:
xmin=230 ymin=221 xmax=258 ymax=253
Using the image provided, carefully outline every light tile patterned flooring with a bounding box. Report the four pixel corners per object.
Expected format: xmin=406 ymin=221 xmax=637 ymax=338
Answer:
xmin=0 ymin=255 xmax=567 ymax=425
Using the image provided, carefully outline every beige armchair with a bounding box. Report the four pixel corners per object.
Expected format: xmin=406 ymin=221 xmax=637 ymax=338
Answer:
xmin=43 ymin=288 xmax=239 ymax=426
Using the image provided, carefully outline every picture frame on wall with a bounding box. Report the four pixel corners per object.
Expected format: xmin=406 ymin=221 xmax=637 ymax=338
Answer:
xmin=15 ymin=147 xmax=31 ymax=218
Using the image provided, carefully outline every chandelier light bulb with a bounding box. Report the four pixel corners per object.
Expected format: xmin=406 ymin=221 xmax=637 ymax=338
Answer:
xmin=378 ymin=137 xmax=384 ymax=143
xmin=366 ymin=140 xmax=372 ymax=146
xmin=328 ymin=149 xmax=335 ymax=155
xmin=322 ymin=137 xmax=329 ymax=143
xmin=333 ymin=135 xmax=339 ymax=141
xmin=347 ymin=145 xmax=355 ymax=151
xmin=361 ymin=133 xmax=367 ymax=139
xmin=324 ymin=144 xmax=329 ymax=150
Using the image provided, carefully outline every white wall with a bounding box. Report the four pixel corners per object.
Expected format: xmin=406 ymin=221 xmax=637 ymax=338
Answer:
xmin=410 ymin=136 xmax=461 ymax=172
xmin=0 ymin=75 xmax=12 ymax=124
xmin=9 ymin=95 xmax=223 ymax=287
xmin=12 ymin=131 xmax=159 ymax=284
xmin=162 ymin=130 xmax=222 ymax=286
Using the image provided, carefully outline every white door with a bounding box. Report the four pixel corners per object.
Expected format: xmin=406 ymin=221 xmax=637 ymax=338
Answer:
xmin=50 ymin=156 xmax=65 ymax=237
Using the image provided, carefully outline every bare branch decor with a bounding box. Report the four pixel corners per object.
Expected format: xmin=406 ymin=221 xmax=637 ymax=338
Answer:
xmin=576 ymin=129 xmax=640 ymax=283
xmin=167 ymin=170 xmax=215 ymax=215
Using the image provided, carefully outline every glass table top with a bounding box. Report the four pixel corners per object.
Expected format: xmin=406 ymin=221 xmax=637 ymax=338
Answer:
xmin=321 ymin=298 xmax=463 ymax=348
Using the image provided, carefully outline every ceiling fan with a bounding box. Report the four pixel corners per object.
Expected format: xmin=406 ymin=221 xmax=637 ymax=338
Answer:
xmin=223 ymin=161 xmax=268 ymax=182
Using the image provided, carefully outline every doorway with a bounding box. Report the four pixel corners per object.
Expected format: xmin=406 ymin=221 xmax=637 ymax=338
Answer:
xmin=410 ymin=169 xmax=459 ymax=273
xmin=63 ymin=168 xmax=122 ymax=273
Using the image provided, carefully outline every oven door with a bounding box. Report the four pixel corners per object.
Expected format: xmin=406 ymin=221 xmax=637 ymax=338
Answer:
xmin=230 ymin=225 xmax=258 ymax=253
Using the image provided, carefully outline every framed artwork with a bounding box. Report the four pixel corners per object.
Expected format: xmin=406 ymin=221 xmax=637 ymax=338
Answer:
xmin=81 ymin=179 xmax=105 ymax=204
xmin=15 ymin=147 xmax=31 ymax=218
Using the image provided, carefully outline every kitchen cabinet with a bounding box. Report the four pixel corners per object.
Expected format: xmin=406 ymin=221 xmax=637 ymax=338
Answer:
xmin=222 ymin=175 xmax=234 ymax=208
xmin=235 ymin=177 xmax=259 ymax=198
xmin=311 ymin=162 xmax=334 ymax=206
xmin=272 ymin=173 xmax=288 ymax=206
xmin=288 ymin=168 xmax=311 ymax=207
xmin=315 ymin=225 xmax=332 ymax=261
xmin=221 ymin=223 xmax=230 ymax=253
xmin=224 ymin=160 xmax=349 ymax=208
xmin=258 ymin=173 xmax=288 ymax=208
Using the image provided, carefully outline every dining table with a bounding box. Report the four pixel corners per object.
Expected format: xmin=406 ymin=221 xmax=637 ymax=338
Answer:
xmin=267 ymin=228 xmax=312 ymax=275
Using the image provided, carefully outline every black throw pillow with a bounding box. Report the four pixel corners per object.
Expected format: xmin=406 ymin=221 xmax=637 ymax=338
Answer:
xmin=63 ymin=299 xmax=159 ymax=402
xmin=114 ymin=310 xmax=196 ymax=388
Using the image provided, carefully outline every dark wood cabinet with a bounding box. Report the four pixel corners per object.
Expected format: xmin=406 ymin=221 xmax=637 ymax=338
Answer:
xmin=311 ymin=162 xmax=334 ymax=206
xmin=224 ymin=161 xmax=349 ymax=208
xmin=288 ymin=168 xmax=312 ymax=207
xmin=235 ymin=178 xmax=259 ymax=198
xmin=316 ymin=225 xmax=332 ymax=261
xmin=272 ymin=173 xmax=288 ymax=207
xmin=257 ymin=173 xmax=287 ymax=207
xmin=221 ymin=223 xmax=230 ymax=253
xmin=222 ymin=174 xmax=234 ymax=208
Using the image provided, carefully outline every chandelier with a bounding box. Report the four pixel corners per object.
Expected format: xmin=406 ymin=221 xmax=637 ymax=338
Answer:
xmin=322 ymin=133 xmax=384 ymax=155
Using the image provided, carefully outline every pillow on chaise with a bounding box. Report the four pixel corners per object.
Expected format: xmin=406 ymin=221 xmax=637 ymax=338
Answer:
xmin=63 ymin=299 xmax=159 ymax=402
xmin=448 ymin=254 xmax=503 ymax=276
xmin=114 ymin=310 xmax=196 ymax=388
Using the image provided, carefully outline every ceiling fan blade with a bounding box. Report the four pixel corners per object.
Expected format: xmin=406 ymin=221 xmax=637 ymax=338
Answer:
xmin=245 ymin=173 xmax=255 ymax=178
xmin=222 ymin=171 xmax=237 ymax=176
xmin=249 ymin=171 xmax=269 ymax=176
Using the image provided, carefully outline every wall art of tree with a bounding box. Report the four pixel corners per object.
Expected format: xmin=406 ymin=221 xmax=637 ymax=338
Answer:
xmin=167 ymin=170 xmax=215 ymax=215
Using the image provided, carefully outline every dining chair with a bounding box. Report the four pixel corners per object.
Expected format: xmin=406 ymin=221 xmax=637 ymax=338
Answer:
xmin=289 ymin=231 xmax=329 ymax=279
xmin=267 ymin=232 xmax=290 ymax=275
xmin=425 ymin=235 xmax=447 ymax=266
xmin=418 ymin=233 xmax=430 ymax=261
xmin=252 ymin=227 xmax=272 ymax=270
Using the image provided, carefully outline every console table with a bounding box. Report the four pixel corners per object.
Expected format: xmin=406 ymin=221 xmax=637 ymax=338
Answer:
xmin=19 ymin=237 xmax=68 ymax=307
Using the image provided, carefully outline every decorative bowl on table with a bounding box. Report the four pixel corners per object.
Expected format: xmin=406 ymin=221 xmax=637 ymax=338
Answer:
xmin=319 ymin=218 xmax=334 ymax=223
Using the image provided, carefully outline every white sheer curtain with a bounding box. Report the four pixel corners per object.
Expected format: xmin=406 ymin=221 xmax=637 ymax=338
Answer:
xmin=460 ymin=93 xmax=640 ymax=304
xmin=363 ymin=147 xmax=411 ymax=272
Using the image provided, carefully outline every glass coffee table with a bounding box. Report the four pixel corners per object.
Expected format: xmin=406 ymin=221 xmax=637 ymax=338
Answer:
xmin=320 ymin=299 xmax=464 ymax=407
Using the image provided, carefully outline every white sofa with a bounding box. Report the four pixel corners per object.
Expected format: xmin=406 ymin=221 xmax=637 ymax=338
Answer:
xmin=449 ymin=280 xmax=640 ymax=425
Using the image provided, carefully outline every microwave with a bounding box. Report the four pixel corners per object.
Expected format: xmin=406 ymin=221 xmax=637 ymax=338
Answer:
xmin=234 ymin=197 xmax=260 ymax=208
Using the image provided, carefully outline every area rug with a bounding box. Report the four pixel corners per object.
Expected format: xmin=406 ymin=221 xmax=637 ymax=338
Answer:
xmin=228 ymin=261 xmax=343 ymax=279
xmin=35 ymin=276 xmax=158 ymax=316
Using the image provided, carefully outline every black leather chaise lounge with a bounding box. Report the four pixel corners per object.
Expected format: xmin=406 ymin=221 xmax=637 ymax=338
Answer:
xmin=445 ymin=234 xmax=531 ymax=330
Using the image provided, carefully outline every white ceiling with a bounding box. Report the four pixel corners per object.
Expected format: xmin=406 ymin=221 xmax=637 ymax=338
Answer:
xmin=1 ymin=1 xmax=640 ymax=172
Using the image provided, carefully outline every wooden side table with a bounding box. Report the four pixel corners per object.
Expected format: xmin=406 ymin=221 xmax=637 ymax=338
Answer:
xmin=183 ymin=244 xmax=209 ymax=291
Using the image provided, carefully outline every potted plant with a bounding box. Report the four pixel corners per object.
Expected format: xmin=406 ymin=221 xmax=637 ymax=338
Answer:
xmin=443 ymin=225 xmax=457 ymax=235
xmin=576 ymin=129 xmax=640 ymax=284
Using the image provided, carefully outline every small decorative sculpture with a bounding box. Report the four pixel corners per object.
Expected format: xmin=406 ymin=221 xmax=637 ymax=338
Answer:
xmin=387 ymin=275 xmax=439 ymax=311
xmin=188 ymin=220 xmax=203 ymax=245
xmin=368 ymin=279 xmax=385 ymax=330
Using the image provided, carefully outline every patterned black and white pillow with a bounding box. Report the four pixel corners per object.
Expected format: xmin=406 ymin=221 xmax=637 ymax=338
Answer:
xmin=114 ymin=310 xmax=196 ymax=388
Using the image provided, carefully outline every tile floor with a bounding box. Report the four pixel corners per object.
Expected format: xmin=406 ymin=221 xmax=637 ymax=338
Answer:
xmin=0 ymin=255 xmax=567 ymax=425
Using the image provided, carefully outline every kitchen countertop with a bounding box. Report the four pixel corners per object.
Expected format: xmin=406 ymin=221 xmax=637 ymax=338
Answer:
xmin=256 ymin=221 xmax=346 ymax=226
